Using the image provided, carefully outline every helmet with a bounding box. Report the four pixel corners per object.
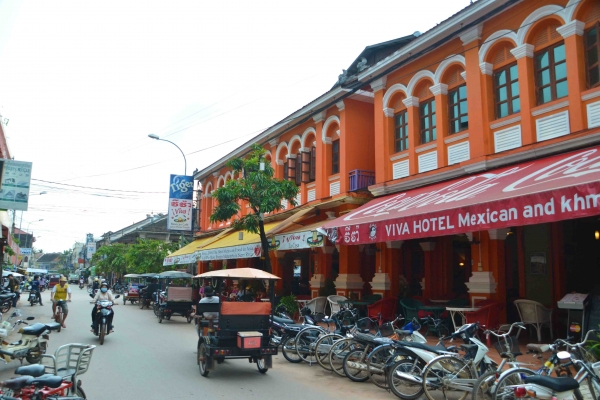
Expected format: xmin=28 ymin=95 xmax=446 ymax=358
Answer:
xmin=100 ymin=282 xmax=108 ymax=288
xmin=94 ymin=278 xmax=98 ymax=282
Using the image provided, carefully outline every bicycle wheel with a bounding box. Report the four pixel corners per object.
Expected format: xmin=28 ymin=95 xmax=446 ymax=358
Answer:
xmin=492 ymin=368 xmax=535 ymax=400
xmin=315 ymin=333 xmax=343 ymax=371
xmin=295 ymin=327 xmax=324 ymax=364
xmin=421 ymin=355 xmax=473 ymax=400
xmin=343 ymin=348 xmax=370 ymax=382
xmin=329 ymin=338 xmax=363 ymax=377
xmin=367 ymin=344 xmax=403 ymax=389
xmin=281 ymin=335 xmax=302 ymax=363
xmin=472 ymin=370 xmax=496 ymax=400
xmin=584 ymin=375 xmax=599 ymax=400
xmin=388 ymin=359 xmax=425 ymax=400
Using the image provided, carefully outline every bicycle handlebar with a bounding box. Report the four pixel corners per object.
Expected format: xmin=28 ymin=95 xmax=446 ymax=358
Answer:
xmin=484 ymin=322 xmax=525 ymax=338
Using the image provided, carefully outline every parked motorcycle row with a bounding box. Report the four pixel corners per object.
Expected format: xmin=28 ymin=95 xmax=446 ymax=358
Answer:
xmin=273 ymin=307 xmax=600 ymax=400
xmin=0 ymin=309 xmax=95 ymax=400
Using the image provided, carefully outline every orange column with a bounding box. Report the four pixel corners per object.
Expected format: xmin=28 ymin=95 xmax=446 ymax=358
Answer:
xmin=371 ymin=241 xmax=402 ymax=298
xmin=314 ymin=112 xmax=329 ymax=200
xmin=338 ymin=106 xmax=348 ymax=194
xmin=372 ymin=78 xmax=389 ymax=184
xmin=479 ymin=66 xmax=496 ymax=154
xmin=558 ymin=21 xmax=586 ymax=134
xmin=463 ymin=39 xmax=488 ymax=159
xmin=431 ymin=83 xmax=448 ymax=167
xmin=271 ymin=253 xmax=283 ymax=293
xmin=419 ymin=241 xmax=436 ymax=299
xmin=486 ymin=229 xmax=509 ymax=322
xmin=511 ymin=44 xmax=536 ymax=145
xmin=335 ymin=245 xmax=364 ymax=298
xmin=403 ymin=97 xmax=420 ymax=175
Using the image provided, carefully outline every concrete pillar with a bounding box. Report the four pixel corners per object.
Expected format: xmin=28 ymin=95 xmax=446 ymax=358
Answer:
xmin=334 ymin=245 xmax=363 ymax=298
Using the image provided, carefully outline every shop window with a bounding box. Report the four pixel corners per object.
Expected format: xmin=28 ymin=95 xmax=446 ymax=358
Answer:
xmin=494 ymin=62 xmax=520 ymax=119
xmin=419 ymin=98 xmax=436 ymax=144
xmin=284 ymin=156 xmax=296 ymax=183
xmin=309 ymin=146 xmax=316 ymax=182
xmin=394 ymin=110 xmax=409 ymax=152
xmin=585 ymin=23 xmax=600 ymax=89
xmin=300 ymin=148 xmax=315 ymax=184
xmin=448 ymin=84 xmax=468 ymax=133
xmin=534 ymin=42 xmax=568 ymax=105
xmin=332 ymin=139 xmax=340 ymax=174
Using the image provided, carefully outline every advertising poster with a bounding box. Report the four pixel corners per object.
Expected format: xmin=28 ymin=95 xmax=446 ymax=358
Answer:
xmin=167 ymin=174 xmax=194 ymax=231
xmin=86 ymin=242 xmax=96 ymax=260
xmin=0 ymin=160 xmax=32 ymax=211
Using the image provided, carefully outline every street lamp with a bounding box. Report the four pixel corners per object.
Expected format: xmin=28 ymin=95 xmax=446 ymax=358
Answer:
xmin=18 ymin=192 xmax=47 ymax=231
xmin=148 ymin=134 xmax=187 ymax=175
xmin=26 ymin=219 xmax=43 ymax=233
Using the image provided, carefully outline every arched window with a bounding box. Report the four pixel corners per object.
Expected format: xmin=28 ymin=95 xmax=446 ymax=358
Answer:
xmin=415 ymin=81 xmax=436 ymax=144
xmin=531 ymin=21 xmax=568 ymax=105
xmin=490 ymin=43 xmax=520 ymax=119
xmin=579 ymin=0 xmax=600 ymax=88
xmin=389 ymin=92 xmax=408 ymax=153
xmin=444 ymin=66 xmax=468 ymax=134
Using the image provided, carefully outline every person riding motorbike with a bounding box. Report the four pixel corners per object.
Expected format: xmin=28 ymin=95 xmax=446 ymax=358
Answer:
xmin=50 ymin=276 xmax=72 ymax=328
xmin=92 ymin=278 xmax=99 ymax=292
xmin=30 ymin=275 xmax=43 ymax=306
xmin=91 ymin=282 xmax=117 ymax=332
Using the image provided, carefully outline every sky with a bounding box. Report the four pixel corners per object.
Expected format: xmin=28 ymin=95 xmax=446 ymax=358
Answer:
xmin=0 ymin=0 xmax=472 ymax=253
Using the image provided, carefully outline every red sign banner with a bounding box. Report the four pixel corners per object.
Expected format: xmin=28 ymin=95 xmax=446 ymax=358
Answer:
xmin=322 ymin=145 xmax=600 ymax=245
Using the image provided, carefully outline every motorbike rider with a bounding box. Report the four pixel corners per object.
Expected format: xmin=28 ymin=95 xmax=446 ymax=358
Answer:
xmin=79 ymin=276 xmax=84 ymax=286
xmin=92 ymin=278 xmax=99 ymax=292
xmin=91 ymin=282 xmax=117 ymax=332
xmin=30 ymin=275 xmax=43 ymax=306
xmin=197 ymin=286 xmax=219 ymax=336
xmin=50 ymin=276 xmax=72 ymax=328
xmin=6 ymin=274 xmax=18 ymax=307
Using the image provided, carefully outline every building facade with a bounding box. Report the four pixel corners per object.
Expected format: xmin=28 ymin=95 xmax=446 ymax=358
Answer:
xmin=188 ymin=0 xmax=600 ymax=317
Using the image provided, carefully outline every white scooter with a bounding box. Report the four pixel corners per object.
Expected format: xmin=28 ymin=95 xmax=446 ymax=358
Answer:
xmin=0 ymin=310 xmax=61 ymax=364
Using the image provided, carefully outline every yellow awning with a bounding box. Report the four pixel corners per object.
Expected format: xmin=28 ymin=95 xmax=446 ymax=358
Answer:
xmin=201 ymin=222 xmax=280 ymax=251
xmin=168 ymin=237 xmax=213 ymax=257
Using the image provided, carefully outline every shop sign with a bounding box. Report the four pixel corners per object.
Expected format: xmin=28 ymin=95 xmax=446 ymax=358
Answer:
xmin=86 ymin=242 xmax=96 ymax=259
xmin=0 ymin=160 xmax=32 ymax=211
xmin=322 ymin=145 xmax=600 ymax=245
xmin=163 ymin=252 xmax=198 ymax=266
xmin=199 ymin=243 xmax=262 ymax=261
xmin=20 ymin=248 xmax=32 ymax=256
xmin=270 ymin=230 xmax=325 ymax=251
xmin=167 ymin=174 xmax=194 ymax=231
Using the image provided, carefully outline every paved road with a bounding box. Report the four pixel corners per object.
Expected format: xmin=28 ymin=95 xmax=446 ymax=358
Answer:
xmin=0 ymin=288 xmax=394 ymax=399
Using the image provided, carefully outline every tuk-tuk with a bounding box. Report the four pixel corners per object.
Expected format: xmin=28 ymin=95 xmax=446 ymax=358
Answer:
xmin=122 ymin=274 xmax=141 ymax=305
xmin=194 ymin=268 xmax=279 ymax=377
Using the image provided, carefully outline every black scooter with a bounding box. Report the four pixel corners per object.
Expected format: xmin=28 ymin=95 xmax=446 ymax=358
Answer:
xmin=89 ymin=294 xmax=120 ymax=345
xmin=28 ymin=290 xmax=41 ymax=306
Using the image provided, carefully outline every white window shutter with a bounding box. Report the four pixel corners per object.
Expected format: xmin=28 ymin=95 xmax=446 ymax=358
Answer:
xmin=494 ymin=125 xmax=522 ymax=153
xmin=295 ymin=192 xmax=302 ymax=206
xmin=536 ymin=111 xmax=570 ymax=142
xmin=418 ymin=151 xmax=438 ymax=173
xmin=392 ymin=160 xmax=409 ymax=180
xmin=587 ymin=101 xmax=600 ymax=128
xmin=329 ymin=181 xmax=340 ymax=196
xmin=447 ymin=141 xmax=470 ymax=165
xmin=281 ymin=199 xmax=288 ymax=209
xmin=307 ymin=189 xmax=316 ymax=202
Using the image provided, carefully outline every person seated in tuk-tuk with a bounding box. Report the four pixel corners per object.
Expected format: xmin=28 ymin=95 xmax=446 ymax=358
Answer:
xmin=198 ymin=286 xmax=219 ymax=336
xmin=235 ymin=281 xmax=254 ymax=302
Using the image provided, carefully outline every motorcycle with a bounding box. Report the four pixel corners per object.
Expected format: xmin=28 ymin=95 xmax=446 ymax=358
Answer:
xmin=0 ymin=310 xmax=61 ymax=364
xmin=27 ymin=291 xmax=40 ymax=306
xmin=79 ymin=282 xmax=84 ymax=290
xmin=90 ymin=294 xmax=120 ymax=345
xmin=0 ymin=291 xmax=15 ymax=313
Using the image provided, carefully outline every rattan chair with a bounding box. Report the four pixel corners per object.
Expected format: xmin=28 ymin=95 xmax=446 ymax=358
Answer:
xmin=514 ymin=299 xmax=553 ymax=342
xmin=327 ymin=295 xmax=347 ymax=315
xmin=305 ymin=296 xmax=327 ymax=315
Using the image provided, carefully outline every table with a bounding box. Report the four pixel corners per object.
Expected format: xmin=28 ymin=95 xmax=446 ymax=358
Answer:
xmin=429 ymin=299 xmax=450 ymax=304
xmin=420 ymin=305 xmax=446 ymax=318
xmin=446 ymin=306 xmax=480 ymax=331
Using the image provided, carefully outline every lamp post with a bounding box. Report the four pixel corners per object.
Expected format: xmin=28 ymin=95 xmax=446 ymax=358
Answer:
xmin=18 ymin=191 xmax=47 ymax=232
xmin=148 ymin=134 xmax=187 ymax=175
xmin=26 ymin=219 xmax=43 ymax=233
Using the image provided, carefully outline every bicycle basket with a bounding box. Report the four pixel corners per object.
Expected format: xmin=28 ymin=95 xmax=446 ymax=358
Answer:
xmin=379 ymin=322 xmax=395 ymax=337
xmin=492 ymin=336 xmax=520 ymax=356
xmin=356 ymin=317 xmax=379 ymax=334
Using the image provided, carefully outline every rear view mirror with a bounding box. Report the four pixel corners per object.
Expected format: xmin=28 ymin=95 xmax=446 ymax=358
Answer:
xmin=89 ymin=294 xmax=94 ymax=298
xmin=115 ymin=295 xmax=120 ymax=299
xmin=26 ymin=317 xmax=34 ymax=321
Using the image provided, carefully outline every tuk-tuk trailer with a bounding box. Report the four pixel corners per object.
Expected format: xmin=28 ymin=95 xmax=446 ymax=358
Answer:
xmin=194 ymin=268 xmax=279 ymax=376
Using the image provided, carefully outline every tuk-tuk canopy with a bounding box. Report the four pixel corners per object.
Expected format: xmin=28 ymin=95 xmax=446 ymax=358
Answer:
xmin=124 ymin=273 xmax=141 ymax=278
xmin=195 ymin=268 xmax=280 ymax=281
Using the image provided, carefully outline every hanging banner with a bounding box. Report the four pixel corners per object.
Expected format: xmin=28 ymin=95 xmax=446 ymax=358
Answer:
xmin=199 ymin=243 xmax=262 ymax=261
xmin=163 ymin=252 xmax=198 ymax=266
xmin=0 ymin=160 xmax=32 ymax=211
xmin=19 ymin=248 xmax=32 ymax=256
xmin=86 ymin=242 xmax=96 ymax=260
xmin=270 ymin=230 xmax=325 ymax=251
xmin=167 ymin=174 xmax=194 ymax=231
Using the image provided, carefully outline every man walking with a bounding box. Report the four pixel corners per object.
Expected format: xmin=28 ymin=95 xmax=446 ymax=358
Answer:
xmin=50 ymin=276 xmax=72 ymax=328
xmin=7 ymin=274 xmax=17 ymax=307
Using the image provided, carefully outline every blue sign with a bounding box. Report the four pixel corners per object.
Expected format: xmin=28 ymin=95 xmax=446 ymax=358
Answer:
xmin=168 ymin=175 xmax=194 ymax=200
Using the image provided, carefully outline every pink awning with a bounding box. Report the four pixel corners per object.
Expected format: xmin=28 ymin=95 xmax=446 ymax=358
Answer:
xmin=321 ymin=145 xmax=600 ymax=245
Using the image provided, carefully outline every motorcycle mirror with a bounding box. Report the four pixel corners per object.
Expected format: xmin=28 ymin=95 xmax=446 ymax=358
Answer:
xmin=115 ymin=295 xmax=120 ymax=298
xmin=557 ymin=351 xmax=572 ymax=360
xmin=89 ymin=294 xmax=94 ymax=298
xmin=26 ymin=317 xmax=34 ymax=321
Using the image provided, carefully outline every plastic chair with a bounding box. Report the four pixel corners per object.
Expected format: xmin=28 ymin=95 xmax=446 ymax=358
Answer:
xmin=363 ymin=294 xmax=382 ymax=303
xmin=305 ymin=296 xmax=327 ymax=315
xmin=41 ymin=343 xmax=95 ymax=394
xmin=514 ymin=299 xmax=553 ymax=342
xmin=464 ymin=302 xmax=505 ymax=330
xmin=367 ymin=296 xmax=398 ymax=325
xmin=399 ymin=298 xmax=431 ymax=321
xmin=327 ymin=295 xmax=347 ymax=315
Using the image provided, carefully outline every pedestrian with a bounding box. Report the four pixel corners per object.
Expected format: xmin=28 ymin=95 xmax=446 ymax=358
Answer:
xmin=7 ymin=274 xmax=17 ymax=307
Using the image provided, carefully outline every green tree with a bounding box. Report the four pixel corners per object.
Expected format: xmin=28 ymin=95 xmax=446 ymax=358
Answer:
xmin=91 ymin=243 xmax=128 ymax=276
xmin=58 ymin=249 xmax=73 ymax=270
xmin=125 ymin=239 xmax=179 ymax=274
xmin=210 ymin=143 xmax=299 ymax=272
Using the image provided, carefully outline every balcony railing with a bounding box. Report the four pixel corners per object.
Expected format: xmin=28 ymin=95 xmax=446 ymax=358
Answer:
xmin=349 ymin=169 xmax=375 ymax=191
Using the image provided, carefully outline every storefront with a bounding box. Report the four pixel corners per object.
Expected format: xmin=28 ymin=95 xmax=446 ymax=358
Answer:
xmin=320 ymin=144 xmax=600 ymax=316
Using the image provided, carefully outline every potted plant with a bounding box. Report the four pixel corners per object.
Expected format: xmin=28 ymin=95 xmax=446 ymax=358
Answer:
xmin=279 ymin=294 xmax=299 ymax=320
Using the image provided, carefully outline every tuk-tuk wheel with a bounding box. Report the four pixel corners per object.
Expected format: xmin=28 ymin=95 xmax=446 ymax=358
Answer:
xmin=198 ymin=343 xmax=209 ymax=377
xmin=256 ymin=358 xmax=268 ymax=374
xmin=187 ymin=315 xmax=193 ymax=323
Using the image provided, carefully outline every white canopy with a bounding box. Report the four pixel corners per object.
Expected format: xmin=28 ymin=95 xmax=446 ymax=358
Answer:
xmin=26 ymin=268 xmax=48 ymax=274
xmin=3 ymin=270 xmax=23 ymax=277
xmin=195 ymin=268 xmax=280 ymax=280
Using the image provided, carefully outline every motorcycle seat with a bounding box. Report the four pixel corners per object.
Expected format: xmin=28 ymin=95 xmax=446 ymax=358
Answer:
xmin=272 ymin=315 xmax=295 ymax=325
xmin=45 ymin=322 xmax=61 ymax=331
xmin=15 ymin=364 xmax=46 ymax=377
xmin=398 ymin=341 xmax=448 ymax=353
xmin=524 ymin=375 xmax=579 ymax=392
xmin=373 ymin=337 xmax=394 ymax=345
xmin=20 ymin=323 xmax=47 ymax=336
xmin=0 ymin=293 xmax=14 ymax=300
xmin=2 ymin=375 xmax=33 ymax=390
xmin=28 ymin=374 xmax=63 ymax=389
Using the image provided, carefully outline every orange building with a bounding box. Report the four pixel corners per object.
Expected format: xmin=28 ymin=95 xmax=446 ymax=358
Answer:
xmin=191 ymin=0 xmax=600 ymax=325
